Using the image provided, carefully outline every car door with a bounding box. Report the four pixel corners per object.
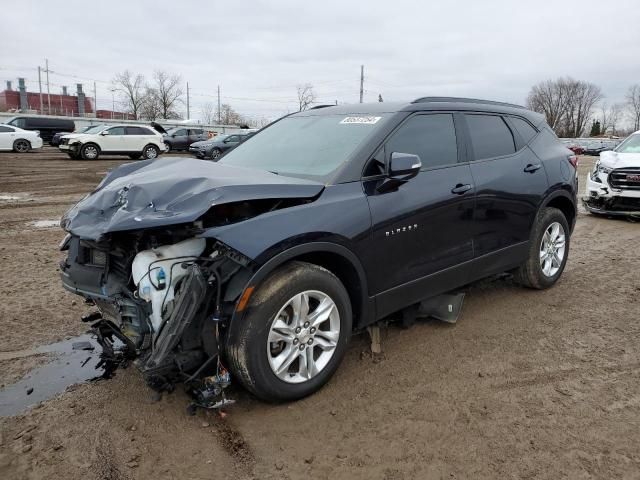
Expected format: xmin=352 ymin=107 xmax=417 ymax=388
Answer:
xmin=125 ymin=126 xmax=147 ymax=151
xmin=0 ymin=125 xmax=15 ymax=150
xmin=461 ymin=113 xmax=548 ymax=261
xmin=172 ymin=129 xmax=188 ymax=149
xmin=100 ymin=126 xmax=126 ymax=152
xmin=362 ymin=113 xmax=476 ymax=315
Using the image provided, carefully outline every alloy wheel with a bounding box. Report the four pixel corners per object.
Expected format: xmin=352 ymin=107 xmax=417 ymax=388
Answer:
xmin=539 ymin=221 xmax=566 ymax=277
xmin=267 ymin=290 xmax=340 ymax=384
xmin=84 ymin=145 xmax=98 ymax=159
xmin=145 ymin=146 xmax=158 ymax=159
xmin=15 ymin=140 xmax=29 ymax=153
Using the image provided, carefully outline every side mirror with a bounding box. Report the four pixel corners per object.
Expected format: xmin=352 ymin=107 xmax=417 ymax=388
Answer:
xmin=377 ymin=152 xmax=421 ymax=193
xmin=100 ymin=130 xmax=109 ymax=136
xmin=389 ymin=152 xmax=421 ymax=178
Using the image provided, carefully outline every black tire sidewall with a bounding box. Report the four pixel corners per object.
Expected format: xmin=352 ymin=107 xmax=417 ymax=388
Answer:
xmin=529 ymin=208 xmax=570 ymax=288
xmin=229 ymin=262 xmax=352 ymax=402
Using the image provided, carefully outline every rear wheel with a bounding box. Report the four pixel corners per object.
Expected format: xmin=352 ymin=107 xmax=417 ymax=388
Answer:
xmin=226 ymin=261 xmax=352 ymax=402
xmin=13 ymin=139 xmax=30 ymax=153
xmin=514 ymin=207 xmax=570 ymax=289
xmin=80 ymin=143 xmax=100 ymax=160
xmin=142 ymin=144 xmax=159 ymax=159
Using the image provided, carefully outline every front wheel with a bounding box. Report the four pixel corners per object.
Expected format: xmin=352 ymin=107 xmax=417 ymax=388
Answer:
xmin=13 ymin=139 xmax=31 ymax=153
xmin=226 ymin=261 xmax=352 ymax=402
xmin=514 ymin=207 xmax=570 ymax=289
xmin=209 ymin=148 xmax=222 ymax=160
xmin=164 ymin=142 xmax=171 ymax=153
xmin=80 ymin=143 xmax=100 ymax=160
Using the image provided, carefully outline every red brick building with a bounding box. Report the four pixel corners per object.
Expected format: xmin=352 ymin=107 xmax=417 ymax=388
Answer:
xmin=0 ymin=89 xmax=94 ymax=116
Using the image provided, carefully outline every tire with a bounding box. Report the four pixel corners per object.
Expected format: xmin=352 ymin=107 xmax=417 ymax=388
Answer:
xmin=226 ymin=261 xmax=352 ymax=402
xmin=13 ymin=139 xmax=31 ymax=153
xmin=128 ymin=153 xmax=142 ymax=160
xmin=514 ymin=207 xmax=570 ymax=289
xmin=142 ymin=144 xmax=159 ymax=160
xmin=164 ymin=142 xmax=171 ymax=153
xmin=80 ymin=143 xmax=100 ymax=160
xmin=209 ymin=148 xmax=222 ymax=160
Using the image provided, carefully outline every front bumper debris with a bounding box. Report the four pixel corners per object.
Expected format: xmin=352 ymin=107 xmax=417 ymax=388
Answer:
xmin=583 ymin=173 xmax=640 ymax=217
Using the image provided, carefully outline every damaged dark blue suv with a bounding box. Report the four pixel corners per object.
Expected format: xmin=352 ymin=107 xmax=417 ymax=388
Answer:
xmin=59 ymin=97 xmax=578 ymax=403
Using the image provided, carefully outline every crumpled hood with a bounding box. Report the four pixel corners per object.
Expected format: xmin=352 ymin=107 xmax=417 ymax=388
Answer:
xmin=61 ymin=157 xmax=324 ymax=240
xmin=599 ymin=150 xmax=640 ymax=169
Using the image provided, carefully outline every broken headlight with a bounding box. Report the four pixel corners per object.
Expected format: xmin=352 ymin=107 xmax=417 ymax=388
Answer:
xmin=590 ymin=161 xmax=612 ymax=183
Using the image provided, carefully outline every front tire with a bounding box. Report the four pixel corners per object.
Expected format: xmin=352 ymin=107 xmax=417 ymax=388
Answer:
xmin=142 ymin=144 xmax=159 ymax=159
xmin=13 ymin=139 xmax=31 ymax=153
xmin=226 ymin=261 xmax=352 ymax=402
xmin=80 ymin=143 xmax=100 ymax=160
xmin=514 ymin=207 xmax=570 ymax=289
xmin=164 ymin=142 xmax=171 ymax=153
xmin=209 ymin=148 xmax=222 ymax=160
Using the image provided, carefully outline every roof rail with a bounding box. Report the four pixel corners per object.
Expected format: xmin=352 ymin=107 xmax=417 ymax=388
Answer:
xmin=411 ymin=96 xmax=526 ymax=109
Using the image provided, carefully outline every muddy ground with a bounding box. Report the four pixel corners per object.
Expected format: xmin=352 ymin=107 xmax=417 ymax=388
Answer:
xmin=0 ymin=149 xmax=639 ymax=479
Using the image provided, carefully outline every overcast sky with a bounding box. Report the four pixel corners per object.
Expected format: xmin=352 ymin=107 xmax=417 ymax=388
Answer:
xmin=3 ymin=0 xmax=639 ymax=123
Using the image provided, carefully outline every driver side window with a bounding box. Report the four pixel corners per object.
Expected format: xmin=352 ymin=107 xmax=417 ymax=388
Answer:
xmin=385 ymin=114 xmax=458 ymax=170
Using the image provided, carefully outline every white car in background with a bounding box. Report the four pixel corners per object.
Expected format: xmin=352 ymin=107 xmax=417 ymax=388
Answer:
xmin=584 ymin=130 xmax=640 ymax=217
xmin=58 ymin=124 xmax=166 ymax=160
xmin=0 ymin=124 xmax=43 ymax=153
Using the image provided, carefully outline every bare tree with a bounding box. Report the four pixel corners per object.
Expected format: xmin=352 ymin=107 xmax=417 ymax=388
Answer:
xmin=297 ymin=84 xmax=316 ymax=111
xmin=201 ymin=102 xmax=217 ymax=124
xmin=139 ymin=88 xmax=163 ymax=121
xmin=216 ymin=103 xmax=243 ymax=125
xmin=599 ymin=102 xmax=623 ymax=136
xmin=112 ymin=70 xmax=145 ymax=119
xmin=527 ymin=77 xmax=602 ymax=137
xmin=626 ymin=85 xmax=640 ymax=132
xmin=150 ymin=71 xmax=183 ymax=119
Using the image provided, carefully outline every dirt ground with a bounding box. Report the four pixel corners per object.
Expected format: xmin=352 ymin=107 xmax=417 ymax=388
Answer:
xmin=0 ymin=148 xmax=639 ymax=479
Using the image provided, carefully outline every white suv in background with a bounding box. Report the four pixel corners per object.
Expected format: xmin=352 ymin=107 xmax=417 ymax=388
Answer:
xmin=58 ymin=124 xmax=165 ymax=160
xmin=0 ymin=124 xmax=43 ymax=153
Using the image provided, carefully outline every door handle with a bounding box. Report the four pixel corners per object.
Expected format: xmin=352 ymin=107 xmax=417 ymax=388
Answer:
xmin=524 ymin=163 xmax=542 ymax=173
xmin=451 ymin=183 xmax=472 ymax=195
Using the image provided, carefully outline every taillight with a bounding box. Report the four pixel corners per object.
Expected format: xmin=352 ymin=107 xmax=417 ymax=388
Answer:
xmin=568 ymin=155 xmax=578 ymax=168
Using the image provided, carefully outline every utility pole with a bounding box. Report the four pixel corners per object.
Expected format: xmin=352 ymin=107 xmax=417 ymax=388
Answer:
xmin=359 ymin=65 xmax=364 ymax=104
xmin=38 ymin=66 xmax=44 ymax=114
xmin=186 ymin=82 xmax=190 ymax=119
xmin=93 ymin=81 xmax=97 ymax=117
xmin=217 ymin=85 xmax=221 ymax=124
xmin=45 ymin=59 xmax=51 ymax=114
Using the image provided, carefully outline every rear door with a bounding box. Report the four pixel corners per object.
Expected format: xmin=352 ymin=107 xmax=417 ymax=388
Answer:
xmin=461 ymin=113 xmax=548 ymax=259
xmin=363 ymin=113 xmax=476 ymax=311
xmin=172 ymin=129 xmax=189 ymax=149
xmin=125 ymin=126 xmax=148 ymax=151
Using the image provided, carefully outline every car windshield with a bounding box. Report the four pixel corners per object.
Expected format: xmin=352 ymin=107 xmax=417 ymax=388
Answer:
xmin=615 ymin=134 xmax=640 ymax=153
xmin=219 ymin=113 xmax=390 ymax=179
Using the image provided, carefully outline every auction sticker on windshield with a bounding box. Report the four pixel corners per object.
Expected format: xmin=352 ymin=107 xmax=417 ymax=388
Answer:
xmin=340 ymin=116 xmax=382 ymax=124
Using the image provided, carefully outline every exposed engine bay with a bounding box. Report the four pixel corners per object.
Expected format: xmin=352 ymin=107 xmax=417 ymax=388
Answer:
xmin=57 ymin=157 xmax=325 ymax=409
xmin=60 ymin=227 xmax=253 ymax=409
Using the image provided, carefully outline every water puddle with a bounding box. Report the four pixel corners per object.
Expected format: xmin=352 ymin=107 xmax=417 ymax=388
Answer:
xmin=0 ymin=334 xmax=108 ymax=417
xmin=31 ymin=219 xmax=60 ymax=228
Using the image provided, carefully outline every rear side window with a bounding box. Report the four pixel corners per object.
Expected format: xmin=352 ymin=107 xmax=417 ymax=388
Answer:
xmin=174 ymin=129 xmax=187 ymax=136
xmin=127 ymin=126 xmax=153 ymax=135
xmin=191 ymin=129 xmax=203 ymax=135
xmin=465 ymin=114 xmax=515 ymax=160
xmin=510 ymin=117 xmax=538 ymax=144
xmin=385 ymin=114 xmax=458 ymax=169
